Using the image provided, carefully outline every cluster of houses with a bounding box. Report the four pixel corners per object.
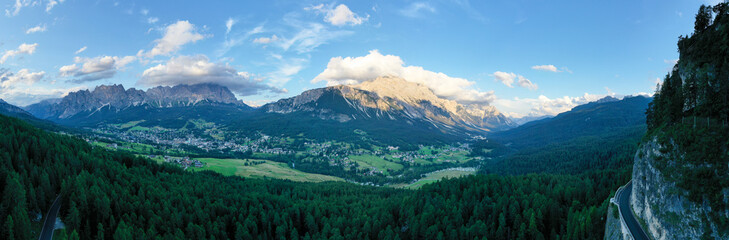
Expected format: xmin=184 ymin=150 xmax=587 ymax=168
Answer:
xmin=93 ymin=122 xmax=477 ymax=178
xmin=161 ymin=155 xmax=204 ymax=169
xmin=95 ymin=125 xmax=298 ymax=155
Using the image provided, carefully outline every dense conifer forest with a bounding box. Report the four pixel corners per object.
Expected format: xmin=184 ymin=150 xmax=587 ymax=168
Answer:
xmin=1 ymin=111 xmax=634 ymax=239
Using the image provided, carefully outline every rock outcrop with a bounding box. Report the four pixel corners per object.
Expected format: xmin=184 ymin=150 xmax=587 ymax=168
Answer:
xmin=630 ymin=138 xmax=729 ymax=240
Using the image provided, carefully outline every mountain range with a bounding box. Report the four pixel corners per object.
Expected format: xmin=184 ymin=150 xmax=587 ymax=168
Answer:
xmin=489 ymin=95 xmax=652 ymax=149
xmin=16 ymin=77 xmax=517 ymax=146
xmin=25 ymin=83 xmax=247 ymax=120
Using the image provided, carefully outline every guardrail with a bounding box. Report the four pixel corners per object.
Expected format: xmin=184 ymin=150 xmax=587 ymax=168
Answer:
xmin=611 ymin=180 xmax=635 ymax=240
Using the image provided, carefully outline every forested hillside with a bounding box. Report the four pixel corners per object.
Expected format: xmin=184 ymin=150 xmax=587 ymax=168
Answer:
xmin=490 ymin=96 xmax=651 ymax=150
xmin=1 ymin=114 xmax=626 ymax=239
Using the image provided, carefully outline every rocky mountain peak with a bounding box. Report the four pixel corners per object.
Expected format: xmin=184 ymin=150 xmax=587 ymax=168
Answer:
xmin=262 ymin=76 xmax=515 ymax=134
xmin=25 ymin=83 xmax=245 ymax=119
xmin=351 ymin=76 xmax=461 ymax=115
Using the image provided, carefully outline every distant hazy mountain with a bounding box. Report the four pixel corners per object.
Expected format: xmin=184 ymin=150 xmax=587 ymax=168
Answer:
xmin=490 ymin=96 xmax=652 ymax=149
xmin=24 ymin=83 xmax=251 ymax=126
xmin=262 ymin=76 xmax=515 ymax=135
xmin=510 ymin=115 xmax=552 ymax=126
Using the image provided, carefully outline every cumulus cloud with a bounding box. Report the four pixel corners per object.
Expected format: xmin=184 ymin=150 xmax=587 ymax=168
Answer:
xmin=147 ymin=17 xmax=159 ymax=24
xmin=138 ymin=20 xmax=206 ymax=59
xmin=493 ymin=71 xmax=516 ymax=87
xmin=518 ymin=77 xmax=538 ymax=90
xmin=138 ymin=55 xmax=285 ymax=96
xmin=493 ymin=93 xmax=608 ymax=118
xmin=75 ymin=46 xmax=87 ymax=54
xmin=313 ymin=50 xmax=495 ymax=105
xmin=26 ymin=24 xmax=47 ymax=34
xmin=306 ymin=4 xmax=368 ymax=26
xmin=0 ymin=68 xmax=76 ymax=106
xmin=400 ymin=2 xmax=436 ymax=18
xmin=531 ymin=65 xmax=559 ymax=72
xmin=0 ymin=43 xmax=38 ymax=64
xmin=59 ymin=55 xmax=136 ymax=83
xmin=492 ymin=71 xmax=538 ymax=90
xmin=0 ymin=68 xmax=45 ymax=89
xmin=253 ymin=35 xmax=279 ymax=44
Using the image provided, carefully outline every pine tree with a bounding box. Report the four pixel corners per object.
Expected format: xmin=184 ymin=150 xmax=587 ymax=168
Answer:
xmin=5 ymin=215 xmax=14 ymax=240
xmin=114 ymin=220 xmax=132 ymax=240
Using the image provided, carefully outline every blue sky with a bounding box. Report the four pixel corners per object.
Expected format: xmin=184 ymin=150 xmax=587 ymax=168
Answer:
xmin=0 ymin=0 xmax=719 ymax=117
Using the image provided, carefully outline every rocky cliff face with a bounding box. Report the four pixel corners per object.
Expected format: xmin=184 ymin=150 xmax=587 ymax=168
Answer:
xmin=603 ymin=204 xmax=628 ymax=240
xmin=262 ymin=76 xmax=515 ymax=134
xmin=630 ymin=138 xmax=729 ymax=240
xmin=25 ymin=83 xmax=244 ymax=119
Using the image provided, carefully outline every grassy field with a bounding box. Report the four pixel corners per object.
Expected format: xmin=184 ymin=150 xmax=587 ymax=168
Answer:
xmin=118 ymin=120 xmax=144 ymax=129
xmin=190 ymin=158 xmax=343 ymax=182
xmin=393 ymin=168 xmax=477 ymax=189
xmin=348 ymin=154 xmax=404 ymax=173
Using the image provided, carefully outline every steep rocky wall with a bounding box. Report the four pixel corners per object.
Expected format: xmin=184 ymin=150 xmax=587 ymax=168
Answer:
xmin=604 ymin=203 xmax=630 ymax=240
xmin=630 ymin=138 xmax=728 ymax=239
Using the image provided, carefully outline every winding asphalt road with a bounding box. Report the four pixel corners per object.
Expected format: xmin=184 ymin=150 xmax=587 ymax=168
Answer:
xmin=38 ymin=196 xmax=61 ymax=240
xmin=617 ymin=182 xmax=650 ymax=240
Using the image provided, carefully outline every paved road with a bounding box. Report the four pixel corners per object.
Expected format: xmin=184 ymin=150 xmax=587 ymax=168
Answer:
xmin=617 ymin=182 xmax=650 ymax=240
xmin=38 ymin=196 xmax=61 ymax=240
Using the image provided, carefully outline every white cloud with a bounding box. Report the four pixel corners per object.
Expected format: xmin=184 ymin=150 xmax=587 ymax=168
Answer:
xmin=0 ymin=68 xmax=45 ymax=89
xmin=25 ymin=24 xmax=47 ymax=34
xmin=225 ymin=17 xmax=236 ymax=34
xmin=531 ymin=64 xmax=560 ymax=72
xmin=493 ymin=71 xmax=516 ymax=87
xmin=253 ymin=35 xmax=279 ymax=44
xmin=217 ymin=25 xmax=264 ymax=57
xmin=0 ymin=85 xmax=86 ymax=106
xmin=492 ymin=71 xmax=537 ymax=90
xmin=6 ymin=0 xmax=30 ymax=16
xmin=140 ymin=8 xmax=149 ymax=15
xmin=46 ymin=0 xmax=65 ymax=13
xmin=138 ymin=55 xmax=285 ymax=96
xmin=0 ymin=43 xmax=38 ymax=64
xmin=494 ymin=93 xmax=607 ymax=118
xmin=75 ymin=46 xmax=87 ymax=54
xmin=59 ymin=55 xmax=136 ymax=83
xmin=306 ymin=4 xmax=368 ymax=26
xmin=58 ymin=64 xmax=79 ymax=77
xmin=147 ymin=17 xmax=159 ymax=24
xmin=267 ymin=57 xmax=307 ymax=85
xmin=400 ymin=2 xmax=436 ymax=18
xmin=518 ymin=77 xmax=538 ymax=90
xmin=313 ymin=50 xmax=495 ymax=105
xmin=138 ymin=20 xmax=206 ymax=59
xmin=278 ymin=21 xmax=352 ymax=53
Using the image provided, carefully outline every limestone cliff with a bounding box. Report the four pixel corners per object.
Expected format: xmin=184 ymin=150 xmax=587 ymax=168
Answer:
xmin=630 ymin=138 xmax=729 ymax=240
